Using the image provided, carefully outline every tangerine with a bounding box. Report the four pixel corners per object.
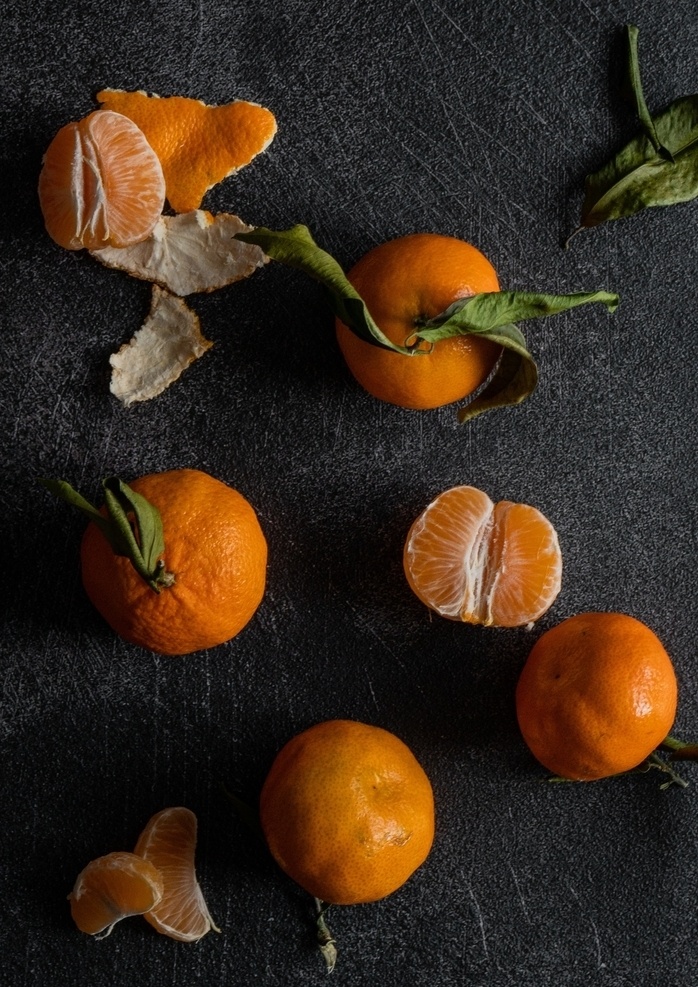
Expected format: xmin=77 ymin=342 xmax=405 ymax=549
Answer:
xmin=259 ymin=719 xmax=435 ymax=906
xmin=515 ymin=612 xmax=678 ymax=781
xmin=403 ymin=485 xmax=562 ymax=627
xmin=335 ymin=233 xmax=501 ymax=409
xmin=68 ymin=851 xmax=164 ymax=938
xmin=38 ymin=110 xmax=165 ymax=251
xmin=134 ymin=807 xmax=219 ymax=942
xmin=80 ymin=468 xmax=267 ymax=655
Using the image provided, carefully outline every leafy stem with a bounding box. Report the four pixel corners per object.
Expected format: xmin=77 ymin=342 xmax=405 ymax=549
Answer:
xmin=570 ymin=24 xmax=698 ymax=240
xmin=41 ymin=477 xmax=174 ymax=593
xmin=236 ymin=225 xmax=618 ymax=423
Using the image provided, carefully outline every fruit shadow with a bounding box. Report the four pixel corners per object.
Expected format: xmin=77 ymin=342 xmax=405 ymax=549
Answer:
xmin=273 ymin=482 xmax=536 ymax=755
xmin=561 ymin=26 xmax=638 ymax=246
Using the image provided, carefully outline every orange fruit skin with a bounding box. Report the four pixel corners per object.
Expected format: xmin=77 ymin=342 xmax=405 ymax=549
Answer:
xmin=97 ymin=89 xmax=277 ymax=213
xmin=69 ymin=851 xmax=164 ymax=936
xmin=515 ymin=612 xmax=678 ymax=781
xmin=259 ymin=720 xmax=435 ymax=906
xmin=38 ymin=110 xmax=165 ymax=250
xmin=80 ymin=469 xmax=267 ymax=655
xmin=335 ymin=233 xmax=502 ymax=410
xmin=403 ymin=485 xmax=562 ymax=628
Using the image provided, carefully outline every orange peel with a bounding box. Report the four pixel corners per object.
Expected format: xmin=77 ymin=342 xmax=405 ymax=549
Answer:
xmin=96 ymin=88 xmax=277 ymax=212
xmin=91 ymin=210 xmax=268 ymax=296
xmin=110 ymin=285 xmax=212 ymax=405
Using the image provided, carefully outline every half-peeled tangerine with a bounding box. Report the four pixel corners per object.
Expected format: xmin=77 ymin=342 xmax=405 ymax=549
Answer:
xmin=403 ymin=485 xmax=562 ymax=628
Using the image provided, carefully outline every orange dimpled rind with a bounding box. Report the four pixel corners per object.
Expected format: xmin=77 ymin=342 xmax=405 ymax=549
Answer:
xmin=259 ymin=720 xmax=435 ymax=906
xmin=96 ymin=89 xmax=278 ymax=213
xmin=404 ymin=485 xmax=562 ymax=627
xmin=515 ymin=612 xmax=678 ymax=780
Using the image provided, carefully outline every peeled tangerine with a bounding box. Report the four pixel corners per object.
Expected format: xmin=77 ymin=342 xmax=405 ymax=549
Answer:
xmin=69 ymin=807 xmax=217 ymax=942
xmin=38 ymin=110 xmax=166 ymax=251
xmin=403 ymin=485 xmax=562 ymax=628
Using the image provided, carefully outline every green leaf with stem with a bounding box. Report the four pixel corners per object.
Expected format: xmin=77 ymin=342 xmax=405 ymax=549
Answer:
xmin=626 ymin=25 xmax=673 ymax=161
xmin=40 ymin=477 xmax=174 ymax=593
xmin=236 ymin=225 xmax=406 ymax=354
xmin=237 ymin=225 xmax=618 ymax=422
xmin=570 ymin=25 xmax=698 ymax=240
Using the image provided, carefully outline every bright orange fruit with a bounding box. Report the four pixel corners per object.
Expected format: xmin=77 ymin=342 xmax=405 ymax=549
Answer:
xmin=38 ymin=110 xmax=165 ymax=250
xmin=516 ymin=612 xmax=678 ymax=780
xmin=80 ymin=468 xmax=267 ymax=655
xmin=403 ymin=485 xmax=562 ymax=627
xmin=68 ymin=851 xmax=164 ymax=938
xmin=96 ymin=89 xmax=277 ymax=213
xmin=335 ymin=233 xmax=501 ymax=409
xmin=134 ymin=807 xmax=219 ymax=942
xmin=259 ymin=719 xmax=435 ymax=906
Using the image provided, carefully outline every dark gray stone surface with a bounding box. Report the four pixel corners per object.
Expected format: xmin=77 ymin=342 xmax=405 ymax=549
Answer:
xmin=3 ymin=1 xmax=698 ymax=983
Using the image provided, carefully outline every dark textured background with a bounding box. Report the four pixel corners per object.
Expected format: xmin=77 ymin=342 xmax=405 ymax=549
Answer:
xmin=3 ymin=1 xmax=698 ymax=984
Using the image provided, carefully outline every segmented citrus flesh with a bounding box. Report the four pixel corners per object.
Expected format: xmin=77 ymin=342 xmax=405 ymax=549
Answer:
xmin=134 ymin=807 xmax=219 ymax=942
xmin=96 ymin=88 xmax=277 ymax=213
xmin=68 ymin=851 xmax=164 ymax=937
xmin=403 ymin=485 xmax=562 ymax=627
xmin=38 ymin=110 xmax=165 ymax=250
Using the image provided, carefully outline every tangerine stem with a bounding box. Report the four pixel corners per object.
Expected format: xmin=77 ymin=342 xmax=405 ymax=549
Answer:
xmin=314 ymin=898 xmax=337 ymax=974
xmin=660 ymin=735 xmax=698 ymax=762
xmin=646 ymin=753 xmax=689 ymax=790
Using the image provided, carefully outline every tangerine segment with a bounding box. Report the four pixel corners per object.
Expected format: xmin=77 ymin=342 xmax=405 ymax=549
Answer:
xmin=516 ymin=612 xmax=678 ymax=780
xmin=68 ymin=851 xmax=164 ymax=937
xmin=134 ymin=807 xmax=219 ymax=942
xmin=260 ymin=720 xmax=435 ymax=906
xmin=403 ymin=485 xmax=562 ymax=628
xmin=97 ymin=89 xmax=277 ymax=213
xmin=336 ymin=233 xmax=502 ymax=410
xmin=38 ymin=110 xmax=165 ymax=250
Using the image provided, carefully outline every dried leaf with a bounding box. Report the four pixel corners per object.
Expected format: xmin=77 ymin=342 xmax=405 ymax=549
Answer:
xmin=92 ymin=211 xmax=268 ymax=296
xmin=110 ymin=286 xmax=212 ymax=405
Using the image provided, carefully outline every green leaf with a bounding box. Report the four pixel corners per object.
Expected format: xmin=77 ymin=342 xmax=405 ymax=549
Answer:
xmin=413 ymin=291 xmax=617 ymax=423
xmin=40 ymin=477 xmax=128 ymax=554
xmin=575 ymin=26 xmax=698 ymax=234
xmin=457 ymin=324 xmax=538 ymax=423
xmin=235 ymin=225 xmax=411 ymax=354
xmin=415 ymin=290 xmax=619 ymax=343
xmin=626 ymin=25 xmax=673 ymax=160
xmin=41 ymin=476 xmax=172 ymax=592
xmin=102 ymin=478 xmax=167 ymax=588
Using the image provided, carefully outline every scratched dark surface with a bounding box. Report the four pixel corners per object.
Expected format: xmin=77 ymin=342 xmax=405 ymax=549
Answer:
xmin=3 ymin=0 xmax=698 ymax=984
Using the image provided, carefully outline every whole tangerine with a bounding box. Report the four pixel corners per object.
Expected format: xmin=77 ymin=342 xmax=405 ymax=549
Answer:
xmin=259 ymin=719 xmax=435 ymax=906
xmin=335 ymin=233 xmax=501 ymax=410
xmin=515 ymin=612 xmax=677 ymax=781
xmin=80 ymin=468 xmax=267 ymax=655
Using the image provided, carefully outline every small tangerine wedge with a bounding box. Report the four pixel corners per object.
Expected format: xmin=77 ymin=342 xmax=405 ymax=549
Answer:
xmin=516 ymin=612 xmax=678 ymax=781
xmin=38 ymin=110 xmax=166 ymax=250
xmin=336 ymin=233 xmax=502 ymax=410
xmin=259 ymin=720 xmax=435 ymax=906
xmin=68 ymin=851 xmax=164 ymax=938
xmin=96 ymin=89 xmax=277 ymax=213
xmin=134 ymin=807 xmax=219 ymax=942
xmin=403 ymin=485 xmax=562 ymax=628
